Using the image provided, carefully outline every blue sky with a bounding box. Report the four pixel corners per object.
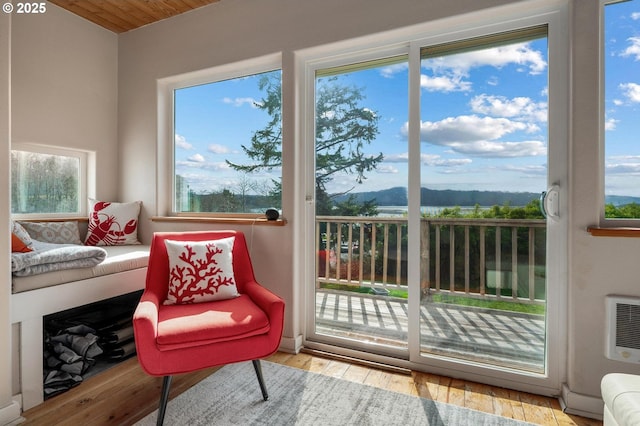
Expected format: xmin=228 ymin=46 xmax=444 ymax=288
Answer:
xmin=175 ymin=0 xmax=639 ymax=199
xmin=605 ymin=0 xmax=640 ymax=197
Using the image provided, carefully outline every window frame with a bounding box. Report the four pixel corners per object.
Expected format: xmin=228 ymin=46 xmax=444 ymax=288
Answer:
xmin=157 ymin=53 xmax=283 ymax=219
xmin=10 ymin=142 xmax=91 ymax=219
xmin=601 ymin=0 xmax=640 ymax=225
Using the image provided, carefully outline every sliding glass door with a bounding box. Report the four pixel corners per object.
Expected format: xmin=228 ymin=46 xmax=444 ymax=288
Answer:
xmin=304 ymin=8 xmax=567 ymax=391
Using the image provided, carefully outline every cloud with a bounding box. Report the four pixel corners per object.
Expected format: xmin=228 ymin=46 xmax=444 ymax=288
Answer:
xmin=420 ymin=74 xmax=472 ymax=92
xmin=424 ymin=42 xmax=547 ymax=75
xmin=208 ymin=144 xmax=230 ymax=154
xmin=605 ymin=117 xmax=619 ymax=131
xmin=419 ymin=115 xmax=531 ymax=143
xmin=175 ymin=134 xmax=193 ymax=150
xmin=469 ymin=94 xmax=547 ymax=123
xmin=621 ymin=37 xmax=640 ymax=61
xmin=620 ymin=82 xmax=640 ymax=103
xmin=422 ymin=154 xmax=472 ymax=167
xmin=633 ymin=12 xmax=640 ymax=20
xmin=607 ymin=155 xmax=640 ymax=175
xmin=399 ymin=115 xmax=546 ymax=158
xmin=177 ymin=159 xmax=231 ymax=171
xmin=380 ymin=63 xmax=408 ymax=78
xmin=222 ymin=97 xmax=260 ymax=108
xmin=186 ymin=153 xmax=205 ymax=163
xmin=376 ymin=165 xmax=399 ymax=174
xmin=444 ymin=140 xmax=547 ymax=157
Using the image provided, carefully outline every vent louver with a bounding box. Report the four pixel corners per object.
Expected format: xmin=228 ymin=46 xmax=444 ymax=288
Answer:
xmin=607 ymin=296 xmax=640 ymax=363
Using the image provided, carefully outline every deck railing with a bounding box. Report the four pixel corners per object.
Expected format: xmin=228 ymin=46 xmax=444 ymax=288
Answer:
xmin=316 ymin=216 xmax=546 ymax=305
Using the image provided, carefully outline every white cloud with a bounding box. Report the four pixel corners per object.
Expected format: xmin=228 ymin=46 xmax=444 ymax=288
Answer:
xmin=208 ymin=144 xmax=230 ymax=154
xmin=469 ymin=94 xmax=547 ymax=123
xmin=445 ymin=140 xmax=546 ymax=157
xmin=399 ymin=115 xmax=546 ymax=158
xmin=605 ymin=156 xmax=640 ymax=176
xmin=419 ymin=115 xmax=530 ymax=143
xmin=425 ymin=42 xmax=547 ymax=75
xmin=632 ymin=12 xmax=640 ymax=20
xmin=222 ymin=97 xmax=259 ymax=108
xmin=380 ymin=63 xmax=408 ymax=78
xmin=421 ymin=154 xmax=473 ymax=167
xmin=605 ymin=117 xmax=619 ymax=131
xmin=621 ymin=37 xmax=640 ymax=61
xmin=376 ymin=165 xmax=399 ymax=174
xmin=175 ymin=134 xmax=193 ymax=150
xmin=620 ymin=82 xmax=640 ymax=103
xmin=187 ymin=153 xmax=205 ymax=163
xmin=420 ymin=74 xmax=472 ymax=92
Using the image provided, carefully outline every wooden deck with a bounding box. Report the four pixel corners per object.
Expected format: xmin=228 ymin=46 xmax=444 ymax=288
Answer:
xmin=316 ymin=290 xmax=545 ymax=373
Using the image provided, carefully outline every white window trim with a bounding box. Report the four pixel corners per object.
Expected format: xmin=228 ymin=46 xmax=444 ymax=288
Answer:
xmin=156 ymin=53 xmax=282 ymax=217
xmin=600 ymin=0 xmax=640 ymax=225
xmin=10 ymin=142 xmax=93 ymax=219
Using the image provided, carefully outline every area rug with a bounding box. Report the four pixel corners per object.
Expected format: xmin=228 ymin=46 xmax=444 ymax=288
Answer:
xmin=135 ymin=361 xmax=535 ymax=426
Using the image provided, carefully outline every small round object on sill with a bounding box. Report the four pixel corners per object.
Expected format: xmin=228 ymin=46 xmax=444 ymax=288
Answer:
xmin=265 ymin=208 xmax=280 ymax=221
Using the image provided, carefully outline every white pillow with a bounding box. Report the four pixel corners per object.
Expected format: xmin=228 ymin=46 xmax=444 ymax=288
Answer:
xmin=85 ymin=199 xmax=141 ymax=246
xmin=163 ymin=237 xmax=240 ymax=305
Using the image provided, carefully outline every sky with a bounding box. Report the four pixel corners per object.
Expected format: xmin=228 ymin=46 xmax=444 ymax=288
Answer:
xmin=174 ymin=0 xmax=639 ymax=200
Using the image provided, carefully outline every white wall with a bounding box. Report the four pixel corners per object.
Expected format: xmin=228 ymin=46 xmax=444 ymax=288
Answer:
xmin=11 ymin=5 xmax=118 ymax=201
xmin=3 ymin=4 xmax=118 ymax=419
xmin=0 ymin=11 xmax=21 ymax=426
xmin=566 ymin=0 xmax=640 ymax=413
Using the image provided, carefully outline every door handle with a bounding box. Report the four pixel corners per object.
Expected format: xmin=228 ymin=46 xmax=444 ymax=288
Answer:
xmin=540 ymin=185 xmax=560 ymax=220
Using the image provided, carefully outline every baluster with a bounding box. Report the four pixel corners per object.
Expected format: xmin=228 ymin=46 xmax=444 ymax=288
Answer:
xmin=512 ymin=226 xmax=518 ymax=300
xmin=435 ymin=225 xmax=441 ymax=292
xmin=464 ymin=225 xmax=470 ymax=294
xmin=495 ymin=226 xmax=501 ymax=299
xmin=449 ymin=225 xmax=455 ymax=292
xmin=396 ymin=223 xmax=402 ymax=287
xmin=529 ymin=227 xmax=535 ymax=301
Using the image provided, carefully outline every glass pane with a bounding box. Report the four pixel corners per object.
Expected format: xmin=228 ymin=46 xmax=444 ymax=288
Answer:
xmin=604 ymin=0 xmax=640 ymax=218
xmin=314 ymin=56 xmax=409 ymax=349
xmin=419 ymin=31 xmax=548 ymax=373
xmin=174 ymin=69 xmax=282 ymax=214
xmin=11 ymin=150 xmax=80 ymax=214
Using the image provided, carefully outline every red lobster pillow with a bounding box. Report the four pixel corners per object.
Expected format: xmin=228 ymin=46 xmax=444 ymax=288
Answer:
xmin=163 ymin=237 xmax=240 ymax=305
xmin=85 ymin=199 xmax=141 ymax=246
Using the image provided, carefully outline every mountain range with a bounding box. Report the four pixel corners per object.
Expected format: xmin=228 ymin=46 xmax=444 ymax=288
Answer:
xmin=333 ymin=187 xmax=640 ymax=207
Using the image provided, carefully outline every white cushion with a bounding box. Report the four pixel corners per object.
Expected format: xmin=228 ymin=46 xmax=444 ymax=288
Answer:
xmin=602 ymin=373 xmax=640 ymax=426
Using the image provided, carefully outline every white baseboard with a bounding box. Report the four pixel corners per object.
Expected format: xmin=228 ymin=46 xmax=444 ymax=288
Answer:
xmin=559 ymin=383 xmax=604 ymax=420
xmin=0 ymin=398 xmax=22 ymax=426
xmin=278 ymin=335 xmax=303 ymax=354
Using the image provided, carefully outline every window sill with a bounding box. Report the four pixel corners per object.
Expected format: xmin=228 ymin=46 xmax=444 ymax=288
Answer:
xmin=151 ymin=216 xmax=287 ymax=226
xmin=587 ymin=226 xmax=640 ymax=238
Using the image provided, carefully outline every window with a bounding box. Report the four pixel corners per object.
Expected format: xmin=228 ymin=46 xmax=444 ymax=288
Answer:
xmin=11 ymin=144 xmax=88 ymax=216
xmin=170 ymin=65 xmax=282 ymax=215
xmin=604 ymin=0 xmax=640 ymax=219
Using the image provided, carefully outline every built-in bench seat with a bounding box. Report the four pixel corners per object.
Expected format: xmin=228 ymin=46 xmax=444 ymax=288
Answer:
xmin=12 ymin=245 xmax=150 ymax=294
xmin=11 ymin=243 xmax=150 ymax=411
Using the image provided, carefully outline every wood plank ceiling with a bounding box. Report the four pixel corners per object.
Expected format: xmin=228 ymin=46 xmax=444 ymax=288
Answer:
xmin=49 ymin=0 xmax=221 ymax=33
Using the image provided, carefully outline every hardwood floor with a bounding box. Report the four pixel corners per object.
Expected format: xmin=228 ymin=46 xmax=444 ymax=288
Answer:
xmin=20 ymin=351 xmax=602 ymax=425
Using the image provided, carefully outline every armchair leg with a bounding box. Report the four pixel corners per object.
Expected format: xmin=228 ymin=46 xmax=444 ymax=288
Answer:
xmin=157 ymin=375 xmax=173 ymax=426
xmin=252 ymin=360 xmax=269 ymax=401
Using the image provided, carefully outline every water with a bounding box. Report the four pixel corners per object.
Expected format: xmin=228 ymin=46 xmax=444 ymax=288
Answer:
xmin=376 ymin=206 xmax=485 ymax=217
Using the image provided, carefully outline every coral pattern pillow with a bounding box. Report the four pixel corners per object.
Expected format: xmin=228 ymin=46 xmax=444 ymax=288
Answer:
xmin=164 ymin=237 xmax=240 ymax=305
xmin=11 ymin=233 xmax=32 ymax=253
xmin=85 ymin=199 xmax=141 ymax=246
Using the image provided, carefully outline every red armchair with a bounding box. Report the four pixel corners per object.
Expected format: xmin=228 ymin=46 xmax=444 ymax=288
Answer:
xmin=133 ymin=230 xmax=285 ymax=425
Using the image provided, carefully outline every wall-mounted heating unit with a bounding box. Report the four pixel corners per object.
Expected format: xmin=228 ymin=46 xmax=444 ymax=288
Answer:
xmin=606 ymin=295 xmax=640 ymax=363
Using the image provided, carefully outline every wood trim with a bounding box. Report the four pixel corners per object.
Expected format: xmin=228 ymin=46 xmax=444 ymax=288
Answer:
xmin=151 ymin=216 xmax=287 ymax=226
xmin=587 ymin=226 xmax=640 ymax=237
